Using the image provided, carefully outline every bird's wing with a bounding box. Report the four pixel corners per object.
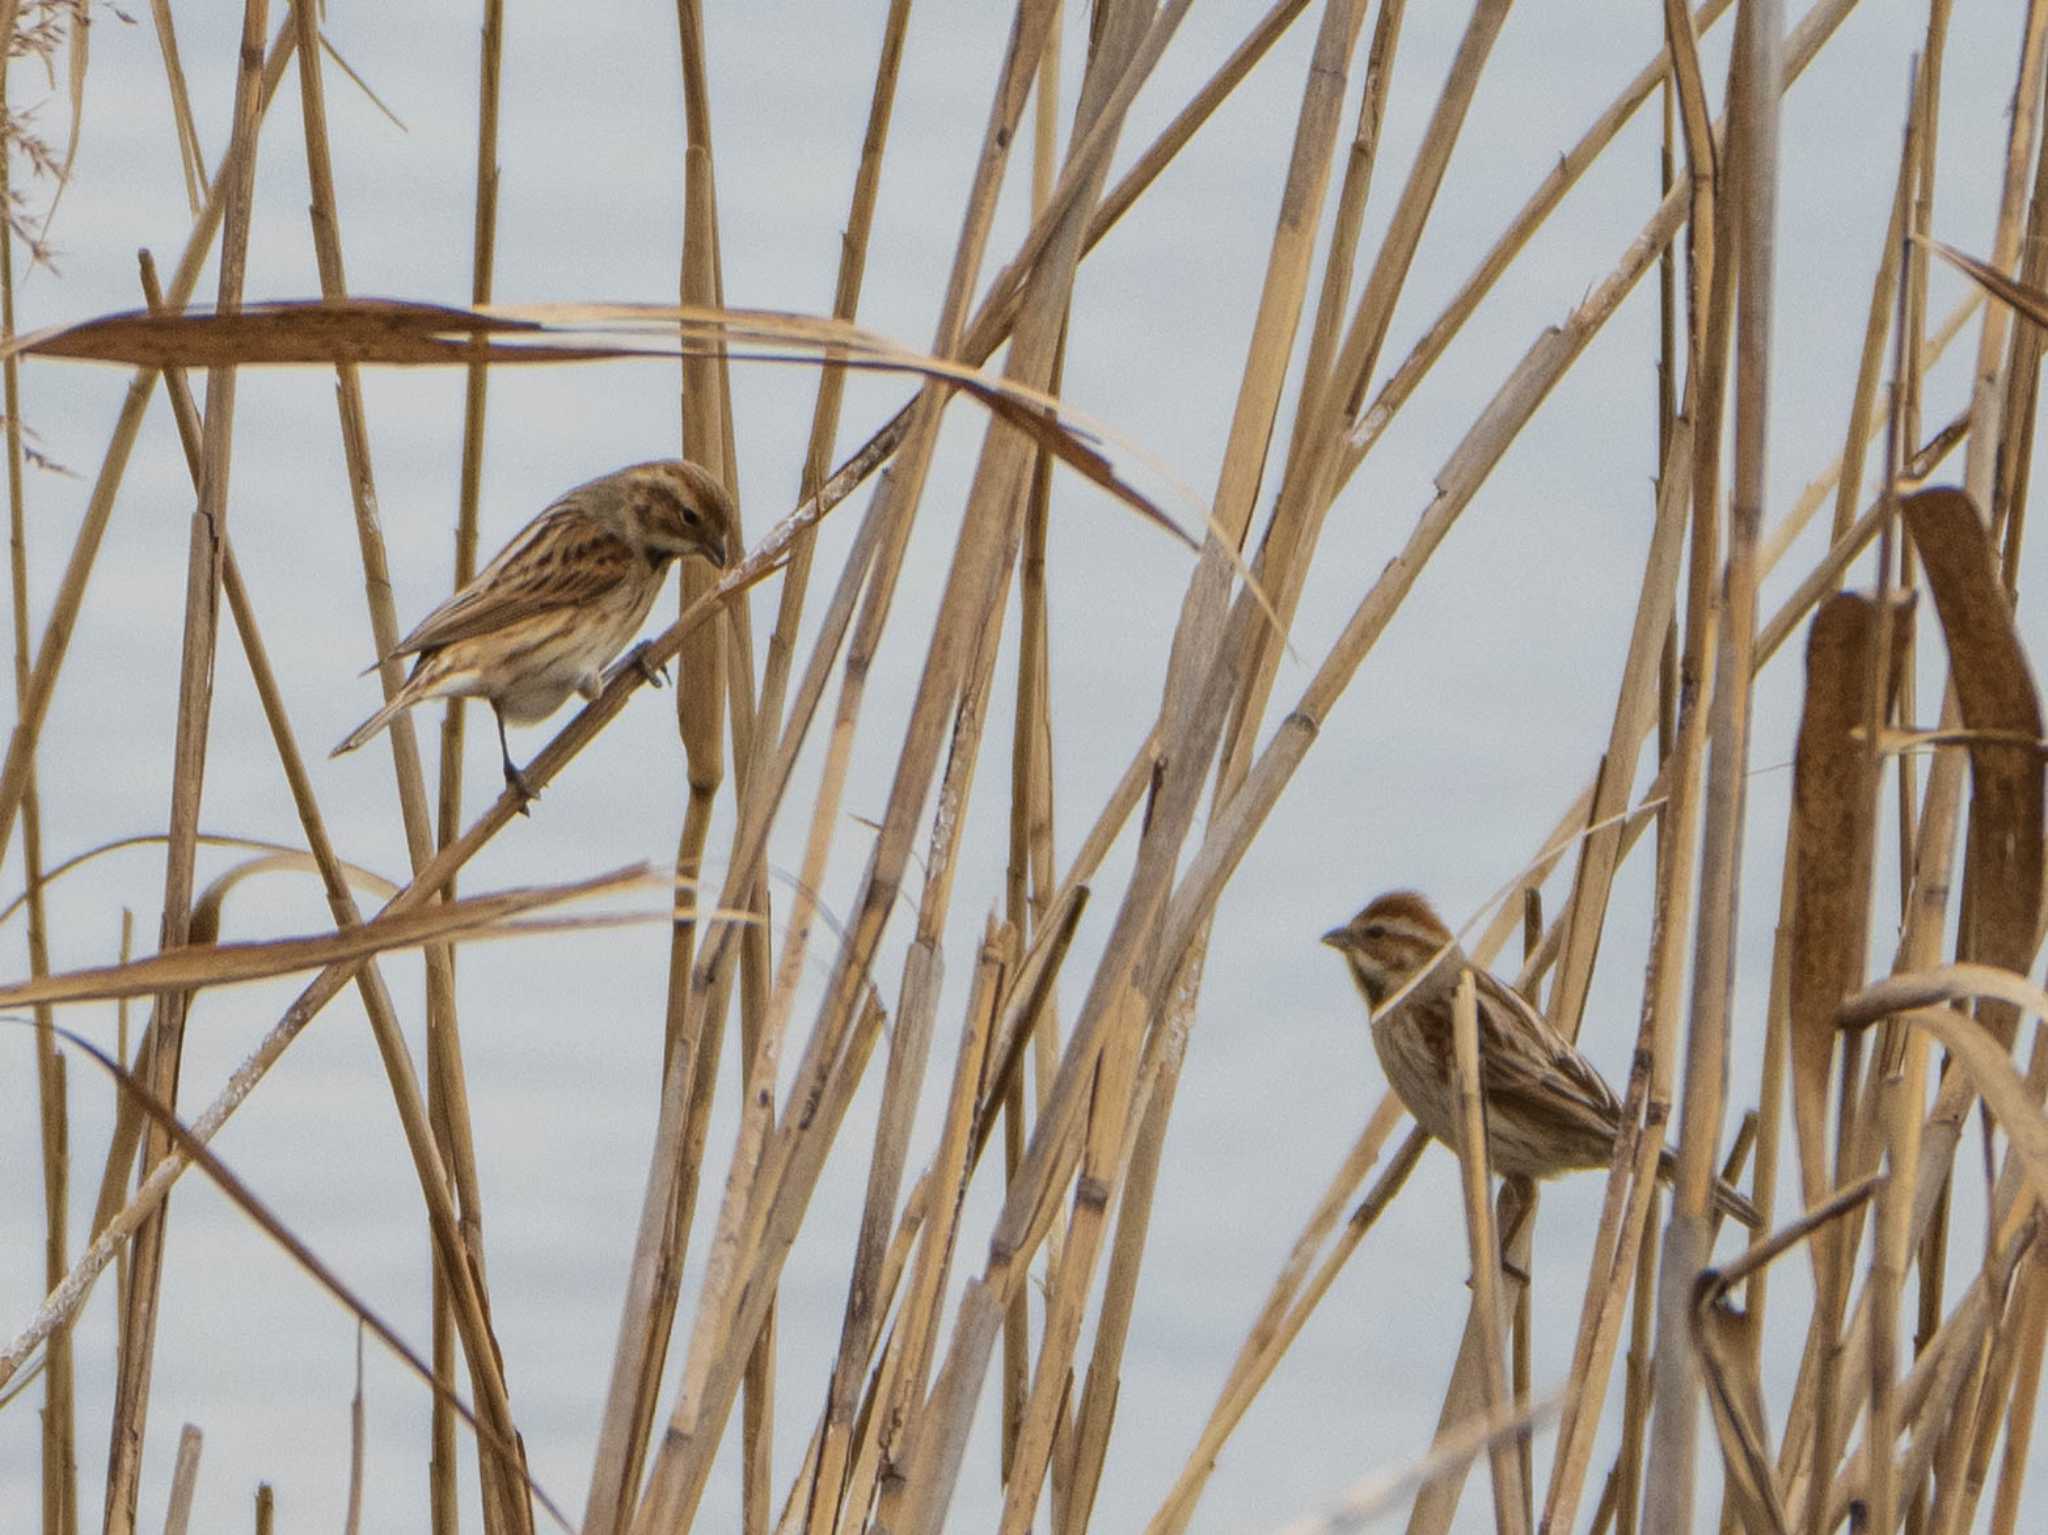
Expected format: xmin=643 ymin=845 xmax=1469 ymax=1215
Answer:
xmin=388 ymin=508 xmax=643 ymax=657
xmin=1475 ymin=973 xmax=1622 ymax=1128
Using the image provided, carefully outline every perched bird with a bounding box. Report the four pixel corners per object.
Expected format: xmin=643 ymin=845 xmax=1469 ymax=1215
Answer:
xmin=1323 ymin=890 xmax=1760 ymax=1228
xmin=332 ymin=459 xmax=733 ymax=796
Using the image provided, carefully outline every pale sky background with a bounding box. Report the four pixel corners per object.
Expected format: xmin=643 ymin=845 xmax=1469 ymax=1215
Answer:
xmin=1 ymin=3 xmax=2044 ymax=1532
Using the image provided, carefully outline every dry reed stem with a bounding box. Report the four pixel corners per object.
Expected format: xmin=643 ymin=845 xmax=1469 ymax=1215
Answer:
xmin=106 ymin=9 xmax=267 ymax=1527
xmin=161 ymin=1423 xmax=201 ymax=1535
xmin=1147 ymin=1115 xmax=1423 ymax=1535
xmin=144 ymin=246 xmax=538 ymax=1532
xmin=1449 ymin=972 xmax=1525 ymax=1535
xmin=995 ymin=981 xmax=1143 ymax=1535
xmin=346 ymin=1328 xmax=365 ymax=1535
xmin=429 ymin=3 xmax=504 ymax=1523
xmin=1350 ymin=0 xmax=1734 ymax=462
xmin=145 ymin=0 xmax=207 ymax=212
xmin=1545 ymin=416 xmax=1695 ymax=1045
xmin=1401 ymin=1184 xmax=1538 ymax=1535
xmin=857 ymin=925 xmax=1010 ymax=1535
xmin=1649 ymin=0 xmax=1781 ymax=1522
xmin=0 ymin=4 xmax=72 ymax=1526
xmin=0 ymin=17 xmax=295 ymax=935
xmin=897 ymin=0 xmax=1363 ymax=1515
xmin=284 ymin=11 xmax=499 ymax=1524
xmin=610 ymin=27 xmax=1063 ymax=1512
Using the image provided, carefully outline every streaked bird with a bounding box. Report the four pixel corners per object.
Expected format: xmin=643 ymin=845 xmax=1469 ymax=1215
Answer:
xmin=1324 ymin=889 xmax=1760 ymax=1228
xmin=333 ymin=458 xmax=732 ymax=797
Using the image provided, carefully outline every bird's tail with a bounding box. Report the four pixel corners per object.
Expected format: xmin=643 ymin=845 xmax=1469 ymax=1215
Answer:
xmin=1655 ymin=1146 xmax=1763 ymax=1230
xmin=331 ymin=687 xmax=418 ymax=758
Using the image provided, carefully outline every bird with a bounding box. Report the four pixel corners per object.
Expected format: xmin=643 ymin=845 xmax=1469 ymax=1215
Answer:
xmin=332 ymin=458 xmax=733 ymax=798
xmin=1322 ymin=889 xmax=1760 ymax=1228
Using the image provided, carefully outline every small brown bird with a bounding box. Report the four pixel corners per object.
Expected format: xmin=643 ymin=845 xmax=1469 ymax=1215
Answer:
xmin=1323 ymin=890 xmax=1760 ymax=1228
xmin=332 ymin=459 xmax=733 ymax=796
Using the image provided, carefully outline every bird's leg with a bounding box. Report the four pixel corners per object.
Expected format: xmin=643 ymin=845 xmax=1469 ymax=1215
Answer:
xmin=493 ymin=705 xmax=536 ymax=813
xmin=1497 ymin=1175 xmax=1536 ymax=1290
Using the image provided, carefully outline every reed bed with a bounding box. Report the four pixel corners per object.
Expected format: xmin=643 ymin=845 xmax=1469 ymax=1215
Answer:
xmin=0 ymin=2 xmax=2045 ymax=1532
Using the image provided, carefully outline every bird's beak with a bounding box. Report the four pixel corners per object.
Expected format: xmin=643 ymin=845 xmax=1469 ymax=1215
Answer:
xmin=1320 ymin=926 xmax=1351 ymax=951
xmin=704 ymin=535 xmax=730 ymax=569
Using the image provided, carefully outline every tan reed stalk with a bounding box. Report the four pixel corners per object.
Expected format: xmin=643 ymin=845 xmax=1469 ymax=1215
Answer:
xmin=253 ymin=1484 xmax=272 ymax=1535
xmin=1543 ymin=414 xmax=1695 ymax=1048
xmin=440 ymin=0 xmax=502 ymax=869
xmin=1960 ymin=7 xmax=2048 ymax=517
xmin=105 ymin=9 xmax=268 ymax=1528
xmin=856 ymin=924 xmax=1012 ymax=1535
xmin=140 ymin=254 xmax=532 ymax=1533
xmin=1070 ymin=2 xmax=1382 ymax=1523
xmin=1214 ymin=0 xmax=1393 ymax=800
xmin=160 ymin=1423 xmax=201 ymax=1535
xmin=1449 ymin=972 xmax=1525 ymax=1535
xmin=1613 ymin=1185 xmax=1664 ymax=1535
xmin=1155 ymin=1121 xmax=1425 ymax=1535
xmin=1348 ymin=0 xmax=1736 ymax=465
xmin=995 ymin=980 xmax=1144 ymax=1535
xmin=629 ymin=990 xmax=890 ymax=1534
xmin=757 ymin=0 xmax=912 ymax=748
xmin=1401 ymin=1183 xmax=1539 ymax=1535
xmin=0 ymin=17 xmax=297 ymax=899
xmin=0 ymin=7 xmax=74 ymax=1526
xmin=285 ymin=11 xmax=497 ymax=1525
xmin=588 ymin=11 xmax=1062 ymax=1508
xmin=144 ymin=1 xmax=207 ymax=212
xmin=1987 ymin=1248 xmax=2048 ymax=1534
xmin=1759 ymin=290 xmax=1977 ymax=578
xmin=895 ymin=0 xmax=1360 ymax=1520
xmin=427 ymin=3 xmax=504 ymax=1521
xmin=1648 ymin=1 xmax=1780 ymax=1524
xmin=1867 ymin=72 xmax=1939 ymax=1535
xmin=1001 ymin=30 xmax=1070 ymax=1480
xmin=284 ymin=12 xmax=516 ymax=1530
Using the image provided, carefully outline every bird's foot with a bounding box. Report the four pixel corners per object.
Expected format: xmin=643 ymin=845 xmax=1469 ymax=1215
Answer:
xmin=502 ymin=759 xmax=538 ymax=815
xmin=605 ymin=642 xmax=669 ymax=689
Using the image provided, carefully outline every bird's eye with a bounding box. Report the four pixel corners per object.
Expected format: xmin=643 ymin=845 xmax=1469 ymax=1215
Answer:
xmin=1362 ymin=922 xmax=1385 ymax=939
xmin=682 ymin=506 xmax=701 ymax=524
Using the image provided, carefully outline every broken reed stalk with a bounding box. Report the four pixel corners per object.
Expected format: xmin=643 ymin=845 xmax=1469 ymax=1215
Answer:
xmin=426 ymin=0 xmax=505 ymax=1523
xmin=104 ymin=8 xmax=268 ymax=1532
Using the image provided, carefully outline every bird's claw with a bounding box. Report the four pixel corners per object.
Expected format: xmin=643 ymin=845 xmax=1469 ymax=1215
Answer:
xmin=503 ymin=760 xmax=538 ymax=815
xmin=606 ymin=642 xmax=669 ymax=689
xmin=633 ymin=646 xmax=670 ymax=689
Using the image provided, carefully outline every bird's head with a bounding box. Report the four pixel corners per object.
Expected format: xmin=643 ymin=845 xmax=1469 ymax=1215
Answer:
xmin=609 ymin=459 xmax=734 ymax=570
xmin=1320 ymin=889 xmax=1458 ymax=1010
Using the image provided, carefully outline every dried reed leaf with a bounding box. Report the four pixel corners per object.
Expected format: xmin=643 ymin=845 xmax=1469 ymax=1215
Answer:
xmin=0 ymin=863 xmax=649 ymax=1006
xmin=1901 ymin=486 xmax=2046 ymax=1043
xmin=10 ymin=298 xmax=1199 ymax=547
xmin=1786 ymin=593 xmax=1883 ymax=1208
xmin=1917 ymin=235 xmax=2048 ymax=329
